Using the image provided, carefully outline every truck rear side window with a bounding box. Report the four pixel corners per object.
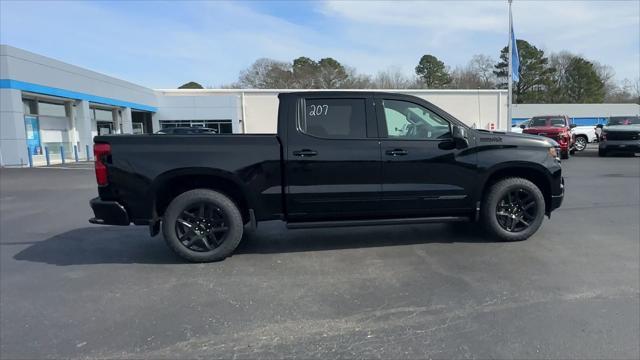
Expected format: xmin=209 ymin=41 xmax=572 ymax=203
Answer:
xmin=301 ymin=98 xmax=367 ymax=138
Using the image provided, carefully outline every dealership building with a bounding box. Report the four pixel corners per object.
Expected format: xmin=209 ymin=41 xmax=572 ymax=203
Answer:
xmin=1 ymin=44 xmax=638 ymax=167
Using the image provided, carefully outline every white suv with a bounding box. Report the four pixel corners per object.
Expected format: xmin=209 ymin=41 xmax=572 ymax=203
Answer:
xmin=571 ymin=126 xmax=597 ymax=151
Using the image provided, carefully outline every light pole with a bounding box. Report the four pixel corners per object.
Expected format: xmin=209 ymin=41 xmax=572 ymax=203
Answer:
xmin=507 ymin=0 xmax=513 ymax=132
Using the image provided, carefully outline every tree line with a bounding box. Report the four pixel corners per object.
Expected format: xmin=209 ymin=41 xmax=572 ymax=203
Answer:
xmin=180 ymin=39 xmax=639 ymax=104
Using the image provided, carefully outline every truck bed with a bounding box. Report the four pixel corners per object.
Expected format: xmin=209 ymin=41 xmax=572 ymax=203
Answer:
xmin=94 ymin=134 xmax=283 ymax=223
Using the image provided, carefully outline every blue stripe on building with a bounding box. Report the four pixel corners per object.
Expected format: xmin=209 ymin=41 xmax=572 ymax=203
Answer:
xmin=0 ymin=79 xmax=157 ymax=112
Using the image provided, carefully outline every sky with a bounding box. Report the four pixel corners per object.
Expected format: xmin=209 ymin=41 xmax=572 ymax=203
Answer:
xmin=1 ymin=0 xmax=638 ymax=89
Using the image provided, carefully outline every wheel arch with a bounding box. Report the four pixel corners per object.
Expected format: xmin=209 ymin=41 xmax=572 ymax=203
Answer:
xmin=478 ymin=163 xmax=553 ymax=214
xmin=152 ymin=168 xmax=253 ymax=223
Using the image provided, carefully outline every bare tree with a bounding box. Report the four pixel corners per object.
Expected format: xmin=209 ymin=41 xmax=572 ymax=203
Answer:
xmin=593 ymin=61 xmax=617 ymax=98
xmin=238 ymin=58 xmax=294 ymax=88
xmin=341 ymin=67 xmax=373 ymax=89
xmin=468 ymin=54 xmax=496 ymax=88
xmin=449 ymin=66 xmax=483 ymax=89
xmin=372 ymin=67 xmax=415 ymax=89
xmin=606 ymin=78 xmax=640 ymax=104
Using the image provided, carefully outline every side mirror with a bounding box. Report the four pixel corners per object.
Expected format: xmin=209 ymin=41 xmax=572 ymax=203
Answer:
xmin=569 ymin=124 xmax=577 ymax=129
xmin=452 ymin=125 xmax=469 ymax=149
xmin=596 ymin=124 xmax=604 ymax=129
xmin=519 ymin=124 xmax=526 ymax=129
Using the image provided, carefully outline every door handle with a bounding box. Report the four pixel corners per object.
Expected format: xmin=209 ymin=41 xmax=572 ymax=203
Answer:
xmin=293 ymin=149 xmax=318 ymax=157
xmin=385 ymin=149 xmax=408 ymax=156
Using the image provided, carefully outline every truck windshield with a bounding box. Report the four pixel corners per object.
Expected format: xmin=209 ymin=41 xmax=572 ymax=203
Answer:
xmin=607 ymin=116 xmax=640 ymax=126
xmin=530 ymin=117 xmax=566 ymax=127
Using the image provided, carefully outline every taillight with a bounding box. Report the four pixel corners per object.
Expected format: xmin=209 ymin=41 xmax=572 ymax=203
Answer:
xmin=94 ymin=143 xmax=111 ymax=186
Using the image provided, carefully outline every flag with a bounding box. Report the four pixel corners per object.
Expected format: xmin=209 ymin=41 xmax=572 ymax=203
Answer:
xmin=510 ymin=8 xmax=520 ymax=82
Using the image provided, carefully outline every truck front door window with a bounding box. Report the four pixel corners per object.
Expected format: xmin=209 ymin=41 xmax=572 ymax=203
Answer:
xmin=302 ymin=99 xmax=367 ymax=138
xmin=382 ymin=99 xmax=451 ymax=140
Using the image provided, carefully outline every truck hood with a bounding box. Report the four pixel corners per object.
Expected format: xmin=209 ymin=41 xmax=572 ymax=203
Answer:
xmin=474 ymin=129 xmax=558 ymax=147
xmin=603 ymin=125 xmax=640 ymax=133
xmin=522 ymin=126 xmax=567 ymax=135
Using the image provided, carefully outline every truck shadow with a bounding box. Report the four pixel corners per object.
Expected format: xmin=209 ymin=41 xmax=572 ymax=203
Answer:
xmin=13 ymin=221 xmax=493 ymax=266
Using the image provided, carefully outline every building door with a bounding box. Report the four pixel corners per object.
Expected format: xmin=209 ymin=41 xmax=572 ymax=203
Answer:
xmin=132 ymin=111 xmax=153 ymax=134
xmin=132 ymin=122 xmax=144 ymax=134
xmin=24 ymin=116 xmax=42 ymax=155
xmin=97 ymin=122 xmax=113 ymax=135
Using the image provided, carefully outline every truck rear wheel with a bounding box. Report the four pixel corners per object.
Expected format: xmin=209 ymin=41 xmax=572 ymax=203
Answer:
xmin=162 ymin=189 xmax=244 ymax=262
xmin=482 ymin=178 xmax=545 ymax=242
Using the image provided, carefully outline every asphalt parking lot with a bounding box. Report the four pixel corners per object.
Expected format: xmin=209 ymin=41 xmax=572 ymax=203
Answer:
xmin=0 ymin=147 xmax=638 ymax=359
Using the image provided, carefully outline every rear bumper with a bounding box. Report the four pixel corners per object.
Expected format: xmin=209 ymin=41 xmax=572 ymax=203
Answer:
xmin=89 ymin=197 xmax=130 ymax=225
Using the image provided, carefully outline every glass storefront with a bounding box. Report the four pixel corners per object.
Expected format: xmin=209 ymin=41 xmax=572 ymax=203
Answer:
xmin=159 ymin=120 xmax=233 ymax=134
xmin=91 ymin=107 xmax=115 ymax=135
xmin=23 ymin=97 xmax=74 ymax=157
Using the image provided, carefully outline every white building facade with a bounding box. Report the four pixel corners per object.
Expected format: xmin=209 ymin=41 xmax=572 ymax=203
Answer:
xmin=6 ymin=44 xmax=635 ymax=167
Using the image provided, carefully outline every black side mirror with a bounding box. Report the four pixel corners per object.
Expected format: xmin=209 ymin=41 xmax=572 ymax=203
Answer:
xmin=519 ymin=124 xmax=526 ymax=129
xmin=596 ymin=124 xmax=604 ymax=129
xmin=452 ymin=125 xmax=469 ymax=149
xmin=569 ymin=124 xmax=577 ymax=129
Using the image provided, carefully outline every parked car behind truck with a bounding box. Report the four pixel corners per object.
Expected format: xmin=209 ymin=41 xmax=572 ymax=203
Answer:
xmin=523 ymin=115 xmax=576 ymax=159
xmin=89 ymin=91 xmax=565 ymax=262
xmin=515 ymin=118 xmax=594 ymax=152
xmin=598 ymin=116 xmax=640 ymax=156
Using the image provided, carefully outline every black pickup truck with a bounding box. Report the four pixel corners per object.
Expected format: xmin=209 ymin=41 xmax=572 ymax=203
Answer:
xmin=90 ymin=91 xmax=564 ymax=262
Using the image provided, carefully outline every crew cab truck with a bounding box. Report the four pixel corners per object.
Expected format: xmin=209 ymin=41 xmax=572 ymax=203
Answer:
xmin=597 ymin=116 xmax=640 ymax=156
xmin=90 ymin=92 xmax=564 ymax=262
xmin=522 ymin=115 xmax=576 ymax=159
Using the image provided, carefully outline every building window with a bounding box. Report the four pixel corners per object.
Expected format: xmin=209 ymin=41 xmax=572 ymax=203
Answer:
xmin=91 ymin=108 xmax=114 ymax=122
xmin=38 ymin=101 xmax=68 ymax=117
xmin=159 ymin=120 xmax=233 ymax=134
xmin=23 ymin=99 xmax=37 ymax=115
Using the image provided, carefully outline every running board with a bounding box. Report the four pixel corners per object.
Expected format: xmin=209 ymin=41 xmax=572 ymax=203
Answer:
xmin=286 ymin=216 xmax=470 ymax=229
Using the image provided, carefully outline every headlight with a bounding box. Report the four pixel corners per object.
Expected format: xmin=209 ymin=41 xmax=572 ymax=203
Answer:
xmin=548 ymin=147 xmax=558 ymax=159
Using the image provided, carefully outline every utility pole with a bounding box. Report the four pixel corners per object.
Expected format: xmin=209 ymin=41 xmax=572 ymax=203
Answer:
xmin=507 ymin=0 xmax=513 ymax=132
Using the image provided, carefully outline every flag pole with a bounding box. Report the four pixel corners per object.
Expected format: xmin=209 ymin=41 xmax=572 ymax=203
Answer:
xmin=507 ymin=0 xmax=513 ymax=132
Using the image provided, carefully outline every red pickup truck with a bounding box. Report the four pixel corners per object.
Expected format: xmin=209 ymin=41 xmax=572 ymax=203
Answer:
xmin=523 ymin=115 xmax=576 ymax=159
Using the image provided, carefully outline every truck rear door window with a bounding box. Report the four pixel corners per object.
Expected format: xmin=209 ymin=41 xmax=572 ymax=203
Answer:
xmin=301 ymin=98 xmax=367 ymax=138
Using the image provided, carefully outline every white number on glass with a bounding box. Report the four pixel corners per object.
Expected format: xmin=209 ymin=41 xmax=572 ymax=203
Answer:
xmin=309 ymin=104 xmax=328 ymax=116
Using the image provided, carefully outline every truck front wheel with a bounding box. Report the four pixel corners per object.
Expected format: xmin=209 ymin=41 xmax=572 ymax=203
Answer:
xmin=162 ymin=189 xmax=244 ymax=262
xmin=482 ymin=178 xmax=545 ymax=242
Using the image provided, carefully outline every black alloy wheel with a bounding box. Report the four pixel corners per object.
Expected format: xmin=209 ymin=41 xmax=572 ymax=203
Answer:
xmin=162 ymin=189 xmax=244 ymax=262
xmin=175 ymin=202 xmax=229 ymax=252
xmin=495 ymin=188 xmax=538 ymax=233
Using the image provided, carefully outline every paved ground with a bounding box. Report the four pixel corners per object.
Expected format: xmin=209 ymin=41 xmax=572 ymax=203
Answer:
xmin=1 ymin=146 xmax=638 ymax=359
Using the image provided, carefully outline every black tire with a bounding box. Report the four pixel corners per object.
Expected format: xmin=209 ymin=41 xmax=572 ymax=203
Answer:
xmin=598 ymin=149 xmax=607 ymax=157
xmin=162 ymin=189 xmax=244 ymax=262
xmin=482 ymin=178 xmax=545 ymax=242
xmin=560 ymin=150 xmax=569 ymax=159
xmin=574 ymin=135 xmax=588 ymax=151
